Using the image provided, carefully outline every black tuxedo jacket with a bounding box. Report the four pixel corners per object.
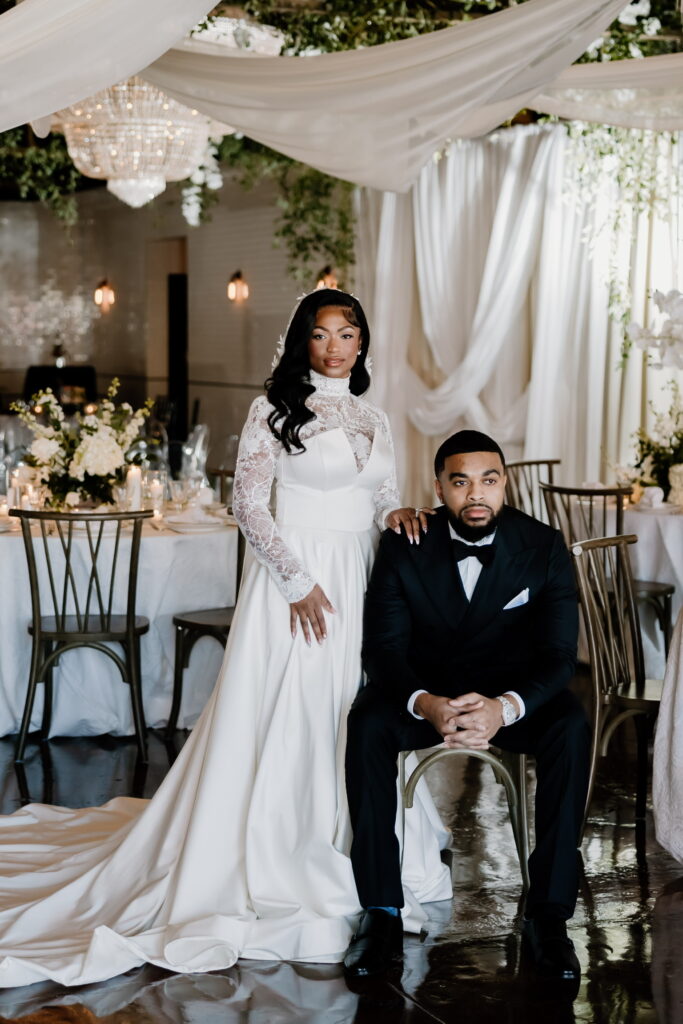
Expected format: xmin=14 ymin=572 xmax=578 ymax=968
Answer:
xmin=362 ymin=505 xmax=578 ymax=716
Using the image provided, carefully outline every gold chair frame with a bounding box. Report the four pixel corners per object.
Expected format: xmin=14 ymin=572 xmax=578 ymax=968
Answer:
xmin=399 ymin=746 xmax=530 ymax=889
xmin=571 ymin=534 xmax=662 ymax=830
xmin=505 ymin=458 xmax=560 ymax=524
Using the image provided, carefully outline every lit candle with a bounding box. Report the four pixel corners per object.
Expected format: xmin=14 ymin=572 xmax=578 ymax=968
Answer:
xmin=126 ymin=465 xmax=142 ymax=510
xmin=20 ymin=494 xmax=30 ymax=511
xmin=0 ymin=502 xmax=8 ymax=517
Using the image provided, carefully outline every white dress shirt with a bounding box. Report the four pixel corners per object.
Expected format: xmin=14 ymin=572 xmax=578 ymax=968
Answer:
xmin=407 ymin=524 xmax=526 ymax=722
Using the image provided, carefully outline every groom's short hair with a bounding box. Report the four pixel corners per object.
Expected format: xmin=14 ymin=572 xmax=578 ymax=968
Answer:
xmin=434 ymin=430 xmax=506 ymax=477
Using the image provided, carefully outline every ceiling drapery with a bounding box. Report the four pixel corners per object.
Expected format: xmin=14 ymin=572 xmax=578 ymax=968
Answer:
xmin=534 ymin=52 xmax=683 ymax=131
xmin=0 ymin=0 xmax=215 ymax=137
xmin=142 ymin=0 xmax=626 ymax=192
xmin=1 ymin=0 xmax=628 ymax=192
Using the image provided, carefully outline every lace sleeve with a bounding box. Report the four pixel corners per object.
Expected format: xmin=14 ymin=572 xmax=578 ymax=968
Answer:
xmin=372 ymin=410 xmax=402 ymax=531
xmin=232 ymin=397 xmax=316 ymax=603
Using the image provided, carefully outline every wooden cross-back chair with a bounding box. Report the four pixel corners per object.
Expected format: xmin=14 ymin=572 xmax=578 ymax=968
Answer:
xmin=10 ymin=509 xmax=153 ymax=763
xmin=540 ymin=481 xmax=674 ymax=656
xmin=505 ymin=459 xmax=560 ymax=524
xmin=571 ymin=534 xmax=663 ymax=830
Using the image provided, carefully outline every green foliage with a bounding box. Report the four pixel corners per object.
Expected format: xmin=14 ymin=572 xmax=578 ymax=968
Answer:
xmin=0 ymin=127 xmax=81 ymax=225
xmin=218 ymin=134 xmax=354 ymax=283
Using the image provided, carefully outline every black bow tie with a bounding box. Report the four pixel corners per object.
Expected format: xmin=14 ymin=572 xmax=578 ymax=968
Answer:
xmin=451 ymin=538 xmax=496 ymax=567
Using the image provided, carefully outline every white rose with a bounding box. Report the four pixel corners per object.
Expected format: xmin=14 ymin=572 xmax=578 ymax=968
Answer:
xmin=65 ymin=491 xmax=80 ymax=507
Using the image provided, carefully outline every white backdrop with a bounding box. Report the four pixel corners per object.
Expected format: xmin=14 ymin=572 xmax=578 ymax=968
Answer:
xmin=359 ymin=123 xmax=681 ymax=505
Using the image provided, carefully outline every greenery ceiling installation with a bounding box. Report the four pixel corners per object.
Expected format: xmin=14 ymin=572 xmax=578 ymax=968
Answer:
xmin=0 ymin=0 xmax=681 ymax=284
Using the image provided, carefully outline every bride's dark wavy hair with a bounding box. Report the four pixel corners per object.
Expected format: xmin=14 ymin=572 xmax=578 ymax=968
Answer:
xmin=265 ymin=289 xmax=371 ymax=453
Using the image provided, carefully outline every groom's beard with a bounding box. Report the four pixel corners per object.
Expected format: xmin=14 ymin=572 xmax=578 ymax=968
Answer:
xmin=446 ymin=503 xmax=503 ymax=542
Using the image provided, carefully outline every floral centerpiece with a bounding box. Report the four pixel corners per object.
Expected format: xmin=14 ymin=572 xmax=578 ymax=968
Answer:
xmin=12 ymin=379 xmax=152 ymax=508
xmin=618 ymin=380 xmax=683 ymax=498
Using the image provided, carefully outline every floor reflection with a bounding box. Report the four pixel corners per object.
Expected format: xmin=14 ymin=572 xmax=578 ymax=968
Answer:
xmin=0 ymin=708 xmax=680 ymax=1022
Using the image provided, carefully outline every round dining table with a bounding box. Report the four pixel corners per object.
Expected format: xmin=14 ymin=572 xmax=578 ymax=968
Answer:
xmin=0 ymin=519 xmax=238 ymax=739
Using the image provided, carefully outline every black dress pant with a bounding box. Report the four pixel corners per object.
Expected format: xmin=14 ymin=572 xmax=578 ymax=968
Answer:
xmin=345 ymin=685 xmax=590 ymax=918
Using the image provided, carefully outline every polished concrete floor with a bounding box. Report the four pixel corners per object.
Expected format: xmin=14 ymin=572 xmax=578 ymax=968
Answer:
xmin=0 ymin=704 xmax=680 ymax=1023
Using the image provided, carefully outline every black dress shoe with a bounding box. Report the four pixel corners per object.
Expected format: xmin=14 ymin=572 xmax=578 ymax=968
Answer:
xmin=522 ymin=916 xmax=581 ymax=981
xmin=344 ymin=909 xmax=403 ymax=977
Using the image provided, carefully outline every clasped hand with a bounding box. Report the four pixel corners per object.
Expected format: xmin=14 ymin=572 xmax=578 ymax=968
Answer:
xmin=415 ymin=692 xmax=504 ymax=749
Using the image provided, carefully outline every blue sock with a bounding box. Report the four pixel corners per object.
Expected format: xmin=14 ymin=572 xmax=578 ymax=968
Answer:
xmin=366 ymin=906 xmax=400 ymax=917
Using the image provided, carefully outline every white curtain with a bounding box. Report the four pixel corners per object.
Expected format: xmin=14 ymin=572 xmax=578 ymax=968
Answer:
xmin=358 ymin=124 xmax=681 ymax=504
xmin=407 ymin=126 xmax=563 ymax=437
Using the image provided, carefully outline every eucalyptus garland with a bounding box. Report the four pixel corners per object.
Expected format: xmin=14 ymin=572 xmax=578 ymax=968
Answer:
xmin=0 ymin=0 xmax=681 ymax=283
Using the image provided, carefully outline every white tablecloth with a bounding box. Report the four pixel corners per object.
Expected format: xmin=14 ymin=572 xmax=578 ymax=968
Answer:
xmin=0 ymin=522 xmax=238 ymax=737
xmin=625 ymin=505 xmax=683 ymax=679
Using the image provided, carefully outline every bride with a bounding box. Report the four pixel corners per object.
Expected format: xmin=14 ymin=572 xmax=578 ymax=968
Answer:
xmin=0 ymin=289 xmax=451 ymax=988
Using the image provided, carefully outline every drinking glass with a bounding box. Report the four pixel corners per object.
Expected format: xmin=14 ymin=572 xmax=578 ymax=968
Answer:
xmin=168 ymin=480 xmax=186 ymax=513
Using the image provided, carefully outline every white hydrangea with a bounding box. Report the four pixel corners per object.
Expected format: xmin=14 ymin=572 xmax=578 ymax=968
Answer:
xmin=65 ymin=491 xmax=80 ymax=507
xmin=30 ymin=436 xmax=63 ymax=465
xmin=69 ymin=428 xmax=125 ymax=481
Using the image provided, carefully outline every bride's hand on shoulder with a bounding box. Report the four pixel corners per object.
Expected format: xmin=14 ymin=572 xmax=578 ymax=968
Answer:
xmin=385 ymin=507 xmax=436 ymax=545
xmin=290 ymin=585 xmax=336 ymax=646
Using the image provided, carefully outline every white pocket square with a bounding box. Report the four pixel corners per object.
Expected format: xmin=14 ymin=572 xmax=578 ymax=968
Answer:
xmin=503 ymin=588 xmax=529 ymax=611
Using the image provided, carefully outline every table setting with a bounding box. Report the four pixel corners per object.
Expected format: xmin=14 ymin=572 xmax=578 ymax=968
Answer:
xmin=0 ymin=381 xmax=240 ymax=740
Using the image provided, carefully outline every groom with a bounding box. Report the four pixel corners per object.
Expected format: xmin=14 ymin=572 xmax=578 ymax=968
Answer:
xmin=344 ymin=430 xmax=589 ymax=981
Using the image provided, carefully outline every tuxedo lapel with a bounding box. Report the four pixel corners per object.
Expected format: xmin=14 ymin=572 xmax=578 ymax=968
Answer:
xmin=409 ymin=508 xmax=469 ymax=633
xmin=461 ymin=511 xmax=535 ymax=637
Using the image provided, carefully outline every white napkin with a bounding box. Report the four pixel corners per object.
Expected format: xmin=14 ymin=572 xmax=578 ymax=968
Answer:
xmin=165 ymin=506 xmax=216 ymax=524
xmin=639 ymin=486 xmax=664 ymax=508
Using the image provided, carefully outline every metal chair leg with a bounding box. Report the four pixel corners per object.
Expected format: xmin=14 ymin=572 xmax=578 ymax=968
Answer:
xmin=662 ymin=593 xmax=673 ymax=659
xmin=16 ymin=638 xmax=43 ymax=763
xmin=40 ymin=640 xmax=54 ymax=739
xmin=127 ymin=637 xmax=148 ymax=763
xmin=166 ymin=625 xmax=187 ymax=739
xmin=634 ymin=714 xmax=651 ymax=821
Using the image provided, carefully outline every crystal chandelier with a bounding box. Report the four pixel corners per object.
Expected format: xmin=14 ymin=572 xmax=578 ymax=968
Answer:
xmin=56 ymin=78 xmax=211 ymax=208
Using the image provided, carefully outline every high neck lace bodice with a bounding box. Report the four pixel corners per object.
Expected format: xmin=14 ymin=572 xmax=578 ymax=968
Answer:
xmin=232 ymin=387 xmax=401 ymax=602
xmin=308 ymin=369 xmax=351 ymax=397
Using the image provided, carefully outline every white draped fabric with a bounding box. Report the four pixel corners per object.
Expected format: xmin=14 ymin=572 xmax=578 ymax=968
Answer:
xmin=143 ymin=0 xmax=624 ymax=192
xmin=408 ymin=126 xmax=562 ymax=436
xmin=536 ymin=53 xmax=683 ymax=132
xmin=0 ymin=0 xmax=627 ymax=191
xmin=0 ymin=0 xmax=214 ymax=135
xmin=356 ymin=123 xmax=681 ymax=505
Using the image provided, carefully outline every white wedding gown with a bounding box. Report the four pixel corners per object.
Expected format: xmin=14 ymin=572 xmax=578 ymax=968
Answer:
xmin=0 ymin=371 xmax=451 ymax=988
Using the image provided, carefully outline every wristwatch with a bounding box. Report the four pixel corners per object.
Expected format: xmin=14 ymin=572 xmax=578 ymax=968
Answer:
xmin=496 ymin=695 xmax=517 ymax=727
